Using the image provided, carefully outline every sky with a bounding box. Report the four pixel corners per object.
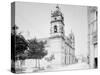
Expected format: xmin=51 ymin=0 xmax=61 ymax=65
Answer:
xmin=15 ymin=2 xmax=88 ymax=57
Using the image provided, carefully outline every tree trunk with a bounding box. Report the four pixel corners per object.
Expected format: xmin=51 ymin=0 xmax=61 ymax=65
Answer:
xmin=35 ymin=59 xmax=37 ymax=68
xmin=37 ymin=59 xmax=39 ymax=69
xmin=38 ymin=59 xmax=40 ymax=69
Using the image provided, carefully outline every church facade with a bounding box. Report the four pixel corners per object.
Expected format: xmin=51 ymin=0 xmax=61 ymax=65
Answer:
xmin=40 ymin=5 xmax=76 ymax=69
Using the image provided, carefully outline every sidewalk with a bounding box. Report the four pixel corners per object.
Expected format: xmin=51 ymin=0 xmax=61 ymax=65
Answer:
xmin=44 ymin=62 xmax=89 ymax=71
xmin=15 ymin=62 xmax=90 ymax=73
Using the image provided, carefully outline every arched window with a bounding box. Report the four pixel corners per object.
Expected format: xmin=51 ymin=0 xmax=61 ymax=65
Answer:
xmin=54 ymin=25 xmax=57 ymax=33
xmin=61 ymin=27 xmax=63 ymax=34
xmin=55 ymin=17 xmax=57 ymax=20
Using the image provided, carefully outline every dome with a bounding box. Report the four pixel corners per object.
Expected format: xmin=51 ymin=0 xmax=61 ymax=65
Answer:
xmin=51 ymin=5 xmax=62 ymax=17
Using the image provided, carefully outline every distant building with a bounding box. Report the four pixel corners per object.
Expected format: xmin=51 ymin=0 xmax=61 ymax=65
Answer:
xmin=87 ymin=6 xmax=98 ymax=68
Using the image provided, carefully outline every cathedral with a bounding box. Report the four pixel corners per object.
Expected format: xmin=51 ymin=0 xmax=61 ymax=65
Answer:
xmin=14 ymin=5 xmax=76 ymax=71
xmin=12 ymin=2 xmax=98 ymax=73
xmin=39 ymin=5 xmax=76 ymax=69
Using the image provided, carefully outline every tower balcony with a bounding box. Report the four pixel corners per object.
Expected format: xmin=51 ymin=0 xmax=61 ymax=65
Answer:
xmin=50 ymin=20 xmax=64 ymax=25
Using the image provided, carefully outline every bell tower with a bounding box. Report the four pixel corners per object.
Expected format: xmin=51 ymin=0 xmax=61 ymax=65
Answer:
xmin=50 ymin=5 xmax=65 ymax=37
xmin=47 ymin=5 xmax=65 ymax=67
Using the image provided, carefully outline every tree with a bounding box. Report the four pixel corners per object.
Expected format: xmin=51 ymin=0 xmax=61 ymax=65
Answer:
xmin=11 ymin=25 xmax=28 ymax=60
xmin=28 ymin=38 xmax=47 ymax=69
xmin=15 ymin=34 xmax=28 ymax=59
xmin=11 ymin=25 xmax=28 ymax=73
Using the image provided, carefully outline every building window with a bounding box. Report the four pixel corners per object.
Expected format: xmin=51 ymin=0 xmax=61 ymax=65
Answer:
xmin=54 ymin=25 xmax=57 ymax=33
xmin=94 ymin=57 xmax=98 ymax=68
xmin=55 ymin=17 xmax=57 ymax=20
xmin=61 ymin=27 xmax=63 ymax=34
